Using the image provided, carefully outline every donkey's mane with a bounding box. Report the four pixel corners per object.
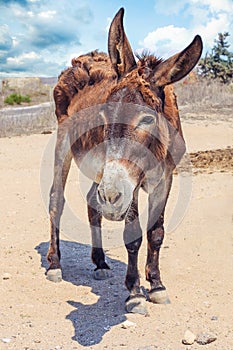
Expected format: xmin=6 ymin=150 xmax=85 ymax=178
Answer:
xmin=136 ymin=51 xmax=164 ymax=73
xmin=54 ymin=50 xmax=117 ymax=122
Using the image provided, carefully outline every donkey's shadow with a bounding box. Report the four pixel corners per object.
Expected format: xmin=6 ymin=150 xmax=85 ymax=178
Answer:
xmin=36 ymin=240 xmax=128 ymax=346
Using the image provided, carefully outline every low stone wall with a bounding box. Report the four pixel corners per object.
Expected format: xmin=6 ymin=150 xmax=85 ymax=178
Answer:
xmin=0 ymin=102 xmax=57 ymax=137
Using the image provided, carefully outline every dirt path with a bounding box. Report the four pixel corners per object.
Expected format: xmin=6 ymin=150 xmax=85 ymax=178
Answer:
xmin=0 ymin=122 xmax=232 ymax=350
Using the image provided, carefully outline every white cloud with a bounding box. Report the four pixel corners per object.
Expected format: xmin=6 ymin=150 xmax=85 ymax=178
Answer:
xmin=38 ymin=10 xmax=56 ymax=20
xmin=195 ymin=13 xmax=231 ymax=47
xmin=27 ymin=11 xmax=34 ymax=18
xmin=3 ymin=50 xmax=63 ymax=77
xmin=7 ymin=51 xmax=41 ymax=66
xmin=139 ymin=25 xmax=192 ymax=58
xmin=191 ymin=0 xmax=233 ymax=13
xmin=0 ymin=25 xmax=12 ymax=50
xmin=140 ymin=0 xmax=233 ymax=57
xmin=155 ymin=0 xmax=233 ymax=15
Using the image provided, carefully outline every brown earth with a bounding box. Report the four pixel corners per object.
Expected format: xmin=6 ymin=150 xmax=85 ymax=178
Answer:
xmin=0 ymin=120 xmax=232 ymax=350
xmin=190 ymin=148 xmax=233 ymax=173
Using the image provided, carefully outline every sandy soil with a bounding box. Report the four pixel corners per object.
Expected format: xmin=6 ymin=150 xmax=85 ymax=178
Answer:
xmin=0 ymin=121 xmax=232 ymax=350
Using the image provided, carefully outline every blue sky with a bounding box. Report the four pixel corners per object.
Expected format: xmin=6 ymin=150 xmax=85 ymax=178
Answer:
xmin=0 ymin=0 xmax=232 ymax=77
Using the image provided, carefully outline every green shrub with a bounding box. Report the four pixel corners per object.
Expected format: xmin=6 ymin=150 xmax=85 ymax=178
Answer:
xmin=4 ymin=93 xmax=31 ymax=105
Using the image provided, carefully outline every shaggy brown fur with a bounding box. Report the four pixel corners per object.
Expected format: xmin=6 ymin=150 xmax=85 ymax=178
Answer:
xmin=54 ymin=51 xmax=117 ymax=123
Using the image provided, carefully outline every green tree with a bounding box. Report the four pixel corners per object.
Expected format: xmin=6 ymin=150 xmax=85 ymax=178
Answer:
xmin=198 ymin=32 xmax=233 ymax=83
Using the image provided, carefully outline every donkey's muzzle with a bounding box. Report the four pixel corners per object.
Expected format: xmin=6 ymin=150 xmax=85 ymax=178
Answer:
xmin=97 ymin=186 xmax=126 ymax=221
xmin=96 ymin=161 xmax=135 ymax=221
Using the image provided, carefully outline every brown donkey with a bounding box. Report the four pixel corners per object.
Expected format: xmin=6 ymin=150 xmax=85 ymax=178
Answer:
xmin=47 ymin=8 xmax=202 ymax=314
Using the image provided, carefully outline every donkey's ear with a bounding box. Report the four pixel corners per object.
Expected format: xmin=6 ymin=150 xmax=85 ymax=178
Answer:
xmin=150 ymin=35 xmax=203 ymax=86
xmin=108 ymin=8 xmax=136 ymax=78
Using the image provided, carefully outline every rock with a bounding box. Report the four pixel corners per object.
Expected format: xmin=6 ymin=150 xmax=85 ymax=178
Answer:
xmin=211 ymin=315 xmax=218 ymax=321
xmin=2 ymin=273 xmax=11 ymax=280
xmin=196 ymin=332 xmax=217 ymax=345
xmin=121 ymin=320 xmax=136 ymax=329
xmin=1 ymin=338 xmax=11 ymax=343
xmin=182 ymin=330 xmax=196 ymax=345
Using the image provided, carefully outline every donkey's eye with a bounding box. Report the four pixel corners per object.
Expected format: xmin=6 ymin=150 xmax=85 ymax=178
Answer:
xmin=137 ymin=115 xmax=155 ymax=128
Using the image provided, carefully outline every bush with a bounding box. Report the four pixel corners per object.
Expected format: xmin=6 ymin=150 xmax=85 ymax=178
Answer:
xmin=4 ymin=93 xmax=31 ymax=105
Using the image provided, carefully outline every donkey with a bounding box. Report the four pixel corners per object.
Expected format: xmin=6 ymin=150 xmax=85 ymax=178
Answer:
xmin=47 ymin=8 xmax=202 ymax=314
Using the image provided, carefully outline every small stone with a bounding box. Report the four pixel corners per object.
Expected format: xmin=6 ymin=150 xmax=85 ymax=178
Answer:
xmin=121 ymin=320 xmax=136 ymax=329
xmin=182 ymin=330 xmax=196 ymax=345
xmin=196 ymin=332 xmax=217 ymax=345
xmin=2 ymin=273 xmax=11 ymax=280
xmin=1 ymin=338 xmax=11 ymax=343
xmin=211 ymin=315 xmax=218 ymax=321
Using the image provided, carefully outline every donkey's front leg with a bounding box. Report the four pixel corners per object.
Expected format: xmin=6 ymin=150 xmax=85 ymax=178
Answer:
xmin=124 ymin=192 xmax=147 ymax=314
xmin=47 ymin=132 xmax=72 ymax=282
xmin=87 ymin=182 xmax=110 ymax=280
xmin=47 ymin=189 xmax=64 ymax=282
xmin=146 ymin=179 xmax=172 ymax=304
xmin=146 ymin=214 xmax=171 ymax=303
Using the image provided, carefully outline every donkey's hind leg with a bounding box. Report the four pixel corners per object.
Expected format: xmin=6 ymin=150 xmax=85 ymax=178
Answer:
xmin=87 ymin=182 xmax=111 ymax=280
xmin=47 ymin=148 xmax=72 ymax=282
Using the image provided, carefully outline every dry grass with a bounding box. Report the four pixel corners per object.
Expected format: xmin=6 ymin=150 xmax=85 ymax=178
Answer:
xmin=175 ymin=78 xmax=233 ymax=110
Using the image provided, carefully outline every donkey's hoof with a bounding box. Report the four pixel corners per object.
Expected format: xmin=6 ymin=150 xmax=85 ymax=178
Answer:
xmin=46 ymin=268 xmax=62 ymax=283
xmin=125 ymin=294 xmax=148 ymax=315
xmin=148 ymin=288 xmax=171 ymax=304
xmin=93 ymin=269 xmax=112 ymax=280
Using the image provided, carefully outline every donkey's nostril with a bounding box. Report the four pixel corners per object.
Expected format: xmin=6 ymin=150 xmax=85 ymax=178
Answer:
xmin=97 ymin=188 xmax=106 ymax=204
xmin=110 ymin=192 xmax=122 ymax=205
xmin=97 ymin=188 xmax=122 ymax=206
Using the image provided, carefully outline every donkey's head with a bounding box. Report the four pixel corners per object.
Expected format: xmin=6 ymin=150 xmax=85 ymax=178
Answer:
xmin=95 ymin=8 xmax=203 ymax=221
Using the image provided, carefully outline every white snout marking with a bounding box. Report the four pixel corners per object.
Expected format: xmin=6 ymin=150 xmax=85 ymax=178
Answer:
xmin=98 ymin=161 xmax=135 ymax=220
